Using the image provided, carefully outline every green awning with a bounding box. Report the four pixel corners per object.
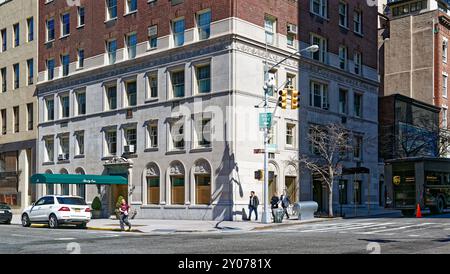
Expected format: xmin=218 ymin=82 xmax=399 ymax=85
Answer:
xmin=31 ymin=174 xmax=128 ymax=185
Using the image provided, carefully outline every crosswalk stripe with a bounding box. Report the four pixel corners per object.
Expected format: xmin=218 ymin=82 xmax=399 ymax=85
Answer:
xmin=358 ymin=223 xmax=435 ymax=235
xmin=298 ymin=223 xmax=391 ymax=233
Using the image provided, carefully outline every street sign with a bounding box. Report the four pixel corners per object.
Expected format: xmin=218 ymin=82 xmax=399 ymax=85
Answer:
xmin=259 ymin=112 xmax=272 ymax=129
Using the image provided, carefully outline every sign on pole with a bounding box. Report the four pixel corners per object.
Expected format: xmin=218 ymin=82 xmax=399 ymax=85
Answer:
xmin=259 ymin=112 xmax=272 ymax=130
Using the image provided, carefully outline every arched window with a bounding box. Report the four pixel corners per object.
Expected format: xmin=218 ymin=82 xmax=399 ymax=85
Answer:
xmin=146 ymin=163 xmax=160 ymax=205
xmin=59 ymin=168 xmax=69 ymax=195
xmin=169 ymin=161 xmax=185 ymax=205
xmin=45 ymin=170 xmax=54 ymax=195
xmin=75 ymin=168 xmax=86 ymax=199
xmin=193 ymin=159 xmax=211 ymax=205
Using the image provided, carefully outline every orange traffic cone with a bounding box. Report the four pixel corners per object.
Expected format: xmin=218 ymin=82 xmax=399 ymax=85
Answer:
xmin=416 ymin=204 xmax=422 ymax=218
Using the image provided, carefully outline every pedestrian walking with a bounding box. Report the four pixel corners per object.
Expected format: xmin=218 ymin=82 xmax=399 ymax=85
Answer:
xmin=270 ymin=193 xmax=280 ymax=220
xmin=280 ymin=193 xmax=291 ymax=219
xmin=248 ymin=191 xmax=259 ymax=221
xmin=119 ymin=198 xmax=132 ymax=231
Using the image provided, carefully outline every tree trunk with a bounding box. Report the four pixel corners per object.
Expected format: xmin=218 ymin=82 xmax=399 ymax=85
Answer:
xmin=328 ymin=170 xmax=334 ymax=217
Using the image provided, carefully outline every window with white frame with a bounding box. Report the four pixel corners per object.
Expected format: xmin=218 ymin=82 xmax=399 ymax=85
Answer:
xmin=268 ymin=121 xmax=277 ymax=145
xmin=75 ymin=131 xmax=84 ymax=156
xmin=107 ymin=39 xmax=117 ymax=65
xmin=147 ymin=73 xmax=158 ymax=99
xmin=339 ymin=45 xmax=348 ymax=70
xmin=46 ymin=18 xmax=55 ymax=42
xmin=77 ymin=49 xmax=84 ymax=69
xmin=44 ymin=136 xmax=54 ymax=162
xmin=265 ymin=15 xmax=276 ymax=45
xmin=105 ymin=84 xmax=117 ymax=110
xmin=105 ymin=129 xmax=117 ymax=156
xmin=353 ymin=10 xmax=362 ymax=34
xmin=286 ymin=123 xmax=296 ymax=147
xmin=171 ymin=70 xmax=185 ymax=98
xmin=196 ymin=65 xmax=211 ymax=94
xmin=173 ymin=18 xmax=185 ymax=47
xmin=148 ymin=25 xmax=158 ymax=49
xmin=124 ymin=80 xmax=137 ymax=107
xmin=13 ymin=23 xmax=19 ymax=47
xmin=58 ymin=134 xmax=70 ymax=160
xmin=13 ymin=63 xmax=19 ymax=89
xmin=311 ymin=34 xmax=327 ymax=63
xmin=443 ymin=38 xmax=448 ymax=63
xmin=124 ymin=126 xmax=137 ymax=152
xmin=195 ymin=117 xmax=212 ymax=148
xmin=126 ymin=33 xmax=137 ymax=59
xmin=47 ymin=59 xmax=55 ymax=80
xmin=75 ymin=90 xmax=86 ymax=115
xmin=339 ymin=1 xmax=348 ymax=28
xmin=310 ymin=0 xmax=328 ymax=18
xmin=170 ymin=120 xmax=184 ymax=150
xmin=443 ymin=107 xmax=448 ymax=129
xmin=443 ymin=73 xmax=448 ymax=98
xmin=45 ymin=97 xmax=55 ymax=121
xmin=198 ymin=10 xmax=211 ymax=40
xmin=106 ymin=0 xmax=117 ymax=21
xmin=61 ymin=13 xmax=70 ymax=37
xmin=354 ymin=51 xmax=362 ymax=75
xmin=310 ymin=81 xmax=329 ymax=110
xmin=27 ymin=17 xmax=34 ymax=42
xmin=146 ymin=120 xmax=158 ymax=149
xmin=77 ymin=7 xmax=85 ymax=27
xmin=61 ymin=54 xmax=70 ymax=76
xmin=126 ymin=0 xmax=137 ymax=14
xmin=60 ymin=94 xmax=70 ymax=118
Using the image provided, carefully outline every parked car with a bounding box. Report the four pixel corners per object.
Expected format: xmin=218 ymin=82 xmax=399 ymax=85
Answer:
xmin=21 ymin=195 xmax=91 ymax=229
xmin=0 ymin=203 xmax=12 ymax=224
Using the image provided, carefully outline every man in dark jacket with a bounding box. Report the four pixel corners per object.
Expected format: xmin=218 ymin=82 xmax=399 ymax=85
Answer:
xmin=270 ymin=193 xmax=280 ymax=220
xmin=280 ymin=194 xmax=291 ymax=219
xmin=248 ymin=191 xmax=259 ymax=221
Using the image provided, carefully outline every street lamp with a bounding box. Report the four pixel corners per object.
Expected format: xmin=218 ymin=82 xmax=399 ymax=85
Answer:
xmin=261 ymin=45 xmax=319 ymax=224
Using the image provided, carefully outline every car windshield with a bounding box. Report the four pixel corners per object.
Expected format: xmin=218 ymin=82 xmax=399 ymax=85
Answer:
xmin=0 ymin=204 xmax=10 ymax=210
xmin=56 ymin=197 xmax=87 ymax=205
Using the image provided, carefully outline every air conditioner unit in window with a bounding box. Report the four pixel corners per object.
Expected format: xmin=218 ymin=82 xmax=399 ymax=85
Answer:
xmin=287 ymin=24 xmax=298 ymax=34
xmin=58 ymin=154 xmax=65 ymax=161
xmin=124 ymin=145 xmax=135 ymax=154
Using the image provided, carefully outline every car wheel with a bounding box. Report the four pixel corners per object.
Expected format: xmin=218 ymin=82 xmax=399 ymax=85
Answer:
xmin=21 ymin=214 xmax=31 ymax=227
xmin=48 ymin=214 xmax=59 ymax=229
xmin=436 ymin=196 xmax=445 ymax=214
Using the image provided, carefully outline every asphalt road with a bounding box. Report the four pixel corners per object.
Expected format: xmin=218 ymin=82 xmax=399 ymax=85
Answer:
xmin=0 ymin=213 xmax=449 ymax=254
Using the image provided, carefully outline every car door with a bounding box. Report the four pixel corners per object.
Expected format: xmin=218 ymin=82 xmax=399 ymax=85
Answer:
xmin=39 ymin=197 xmax=55 ymax=221
xmin=29 ymin=198 xmax=46 ymax=221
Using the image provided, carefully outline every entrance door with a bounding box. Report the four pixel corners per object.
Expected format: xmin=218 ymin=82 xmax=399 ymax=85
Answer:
xmin=285 ymin=176 xmax=298 ymax=203
xmin=269 ymin=172 xmax=277 ymax=198
xmin=313 ymin=180 xmax=323 ymax=212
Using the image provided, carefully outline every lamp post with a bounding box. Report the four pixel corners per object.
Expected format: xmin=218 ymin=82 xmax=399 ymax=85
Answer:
xmin=261 ymin=45 xmax=319 ymax=224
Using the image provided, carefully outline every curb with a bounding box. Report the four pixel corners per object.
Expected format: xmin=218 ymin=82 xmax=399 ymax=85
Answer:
xmin=87 ymin=226 xmax=144 ymax=233
xmin=251 ymin=217 xmax=340 ymax=231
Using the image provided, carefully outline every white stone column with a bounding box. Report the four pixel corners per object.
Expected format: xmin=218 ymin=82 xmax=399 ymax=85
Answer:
xmin=18 ymin=149 xmax=29 ymax=209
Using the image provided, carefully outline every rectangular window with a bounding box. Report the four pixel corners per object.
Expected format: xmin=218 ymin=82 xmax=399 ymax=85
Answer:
xmin=287 ymin=73 xmax=296 ymax=88
xmin=311 ymin=0 xmax=328 ymax=18
xmin=47 ymin=59 xmax=55 ymax=80
xmin=339 ymin=89 xmax=348 ymax=114
xmin=443 ymin=108 xmax=448 ymax=129
xmin=171 ymin=177 xmax=185 ymax=205
xmin=287 ymin=33 xmax=295 ymax=47
xmin=125 ymin=80 xmax=137 ymax=106
xmin=126 ymin=0 xmax=137 ymax=13
xmin=60 ymin=94 xmax=70 ymax=118
xmin=172 ymin=70 xmax=185 ymax=98
xmin=353 ymin=10 xmax=362 ymax=34
xmin=124 ymin=127 xmax=137 ymax=147
xmin=13 ymin=23 xmax=19 ymax=47
xmin=59 ymin=135 xmax=70 ymax=160
xmin=148 ymin=25 xmax=158 ymax=49
xmin=196 ymin=118 xmax=211 ymax=148
xmin=286 ymin=123 xmax=296 ymax=147
xmin=61 ymin=54 xmax=70 ymax=76
xmin=444 ymin=74 xmax=448 ymax=98
xmin=354 ymin=52 xmax=362 ymax=75
xmin=126 ymin=33 xmax=137 ymax=59
xmin=173 ymin=19 xmax=185 ymax=47
xmin=77 ymin=49 xmax=84 ymax=69
xmin=106 ymin=0 xmax=117 ymax=20
xmin=1 ymin=29 xmax=6 ymax=51
xmin=353 ymin=135 xmax=363 ymax=160
xmin=339 ymin=2 xmax=348 ymax=28
xmin=107 ymin=40 xmax=117 ymax=65
xmin=444 ymin=39 xmax=448 ymax=63
xmin=147 ymin=177 xmax=160 ymax=204
xmin=265 ymin=15 xmax=276 ymax=45
xmin=310 ymin=81 xmax=329 ymax=110
xmin=147 ymin=73 xmax=158 ymax=99
xmin=106 ymin=130 xmax=117 ymax=156
xmin=46 ymin=18 xmax=55 ymax=42
xmin=27 ymin=103 xmax=33 ymax=131
xmin=354 ymin=93 xmax=362 ymax=118
xmin=77 ymin=7 xmax=85 ymax=27
xmin=171 ymin=121 xmax=184 ymax=150
xmin=27 ymin=59 xmax=33 ymax=85
xmin=45 ymin=137 xmax=54 ymax=162
xmin=1 ymin=109 xmax=6 ymax=135
xmin=106 ymin=85 xmax=117 ymax=110
xmin=76 ymin=91 xmax=86 ymax=115
xmin=13 ymin=63 xmax=19 ymax=89
xmin=1 ymin=68 xmax=6 ymax=92
xmin=198 ymin=11 xmax=211 ymax=40
xmin=46 ymin=97 xmax=55 ymax=121
xmin=311 ymin=34 xmax=327 ymax=63
xmin=197 ymin=65 xmax=211 ymax=94
xmin=27 ymin=17 xmax=34 ymax=42
xmin=61 ymin=13 xmax=70 ymax=37
xmin=75 ymin=132 xmax=84 ymax=156
xmin=147 ymin=120 xmax=158 ymax=148
xmin=13 ymin=106 xmax=19 ymax=133
xmin=339 ymin=45 xmax=347 ymax=70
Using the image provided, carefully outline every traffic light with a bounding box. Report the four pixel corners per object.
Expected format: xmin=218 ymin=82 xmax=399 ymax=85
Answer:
xmin=254 ymin=170 xmax=264 ymax=181
xmin=291 ymin=89 xmax=299 ymax=110
xmin=278 ymin=89 xmax=287 ymax=109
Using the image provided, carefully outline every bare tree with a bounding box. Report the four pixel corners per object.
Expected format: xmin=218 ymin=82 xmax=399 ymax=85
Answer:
xmin=294 ymin=123 xmax=353 ymax=217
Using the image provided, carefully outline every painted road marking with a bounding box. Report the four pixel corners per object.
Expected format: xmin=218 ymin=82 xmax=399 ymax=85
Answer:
xmin=298 ymin=223 xmax=397 ymax=233
xmin=358 ymin=223 xmax=436 ymax=235
xmin=54 ymin=238 xmax=76 ymax=241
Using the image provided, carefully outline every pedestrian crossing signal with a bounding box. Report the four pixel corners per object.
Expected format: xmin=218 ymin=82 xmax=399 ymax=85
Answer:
xmin=291 ymin=89 xmax=299 ymax=110
xmin=278 ymin=89 xmax=287 ymax=109
xmin=254 ymin=170 xmax=264 ymax=181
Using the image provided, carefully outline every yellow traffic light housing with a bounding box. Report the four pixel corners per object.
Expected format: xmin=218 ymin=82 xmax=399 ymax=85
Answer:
xmin=291 ymin=89 xmax=299 ymax=110
xmin=278 ymin=89 xmax=287 ymax=109
xmin=254 ymin=170 xmax=264 ymax=181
